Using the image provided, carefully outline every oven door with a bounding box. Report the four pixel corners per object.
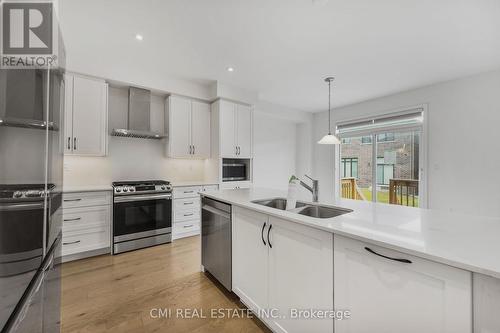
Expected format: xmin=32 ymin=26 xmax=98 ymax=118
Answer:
xmin=113 ymin=194 xmax=172 ymax=240
xmin=0 ymin=201 xmax=44 ymax=277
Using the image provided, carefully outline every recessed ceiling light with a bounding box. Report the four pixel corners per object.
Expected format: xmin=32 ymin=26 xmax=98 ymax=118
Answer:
xmin=135 ymin=34 xmax=143 ymax=41
xmin=226 ymin=67 xmax=234 ymax=72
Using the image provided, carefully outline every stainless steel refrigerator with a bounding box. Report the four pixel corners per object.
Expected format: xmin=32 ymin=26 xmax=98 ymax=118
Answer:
xmin=0 ymin=64 xmax=65 ymax=332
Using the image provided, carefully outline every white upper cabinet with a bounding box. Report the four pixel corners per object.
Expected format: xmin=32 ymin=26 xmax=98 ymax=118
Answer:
xmin=219 ymin=100 xmax=237 ymax=157
xmin=236 ymin=104 xmax=252 ymax=158
xmin=64 ymin=74 xmax=108 ymax=156
xmin=167 ymin=96 xmax=191 ymax=157
xmin=334 ymin=234 xmax=472 ymax=333
xmin=166 ymin=96 xmax=210 ymax=159
xmin=217 ymin=99 xmax=253 ymax=158
xmin=191 ymin=101 xmax=211 ymax=158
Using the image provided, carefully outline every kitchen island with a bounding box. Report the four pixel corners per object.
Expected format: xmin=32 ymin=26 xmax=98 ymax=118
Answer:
xmin=201 ymin=187 xmax=500 ymax=333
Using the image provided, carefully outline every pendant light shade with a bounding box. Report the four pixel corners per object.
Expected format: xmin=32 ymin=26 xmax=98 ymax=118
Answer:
xmin=318 ymin=134 xmax=341 ymax=144
xmin=317 ymin=77 xmax=341 ymax=145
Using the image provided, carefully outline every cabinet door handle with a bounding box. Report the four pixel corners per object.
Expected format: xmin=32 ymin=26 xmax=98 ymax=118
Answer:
xmin=183 ymin=224 xmax=194 ymax=228
xmin=184 ymin=191 xmax=194 ymax=194
xmin=193 ymin=145 xmax=195 ymax=155
xmin=67 ymin=137 xmax=71 ymax=150
xmin=267 ymin=224 xmax=272 ymax=248
xmin=261 ymin=222 xmax=267 ymax=246
xmin=364 ymin=247 xmax=412 ymax=264
xmin=63 ymin=240 xmax=81 ymax=245
xmin=183 ymin=202 xmax=194 ymax=205
xmin=73 ymin=137 xmax=77 ymax=150
xmin=64 ymin=217 xmax=81 ymax=222
xmin=64 ymin=198 xmax=82 ymax=202
xmin=235 ymin=146 xmax=238 ymax=155
xmin=184 ymin=213 xmax=194 ymax=217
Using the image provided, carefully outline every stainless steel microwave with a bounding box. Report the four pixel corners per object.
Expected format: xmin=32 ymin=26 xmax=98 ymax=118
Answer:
xmin=222 ymin=159 xmax=248 ymax=182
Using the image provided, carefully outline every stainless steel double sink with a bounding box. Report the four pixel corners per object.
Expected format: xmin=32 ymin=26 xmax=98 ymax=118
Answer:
xmin=251 ymin=198 xmax=352 ymax=219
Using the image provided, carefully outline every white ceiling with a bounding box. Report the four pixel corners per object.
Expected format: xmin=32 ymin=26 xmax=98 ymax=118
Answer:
xmin=60 ymin=0 xmax=500 ymax=112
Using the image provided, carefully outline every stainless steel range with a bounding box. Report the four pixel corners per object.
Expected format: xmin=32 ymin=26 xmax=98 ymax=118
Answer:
xmin=112 ymin=180 xmax=172 ymax=254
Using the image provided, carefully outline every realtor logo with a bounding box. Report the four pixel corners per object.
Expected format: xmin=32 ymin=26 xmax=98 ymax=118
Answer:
xmin=1 ymin=1 xmax=58 ymax=68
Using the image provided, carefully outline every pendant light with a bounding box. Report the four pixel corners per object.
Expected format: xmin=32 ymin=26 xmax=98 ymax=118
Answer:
xmin=317 ymin=77 xmax=341 ymax=145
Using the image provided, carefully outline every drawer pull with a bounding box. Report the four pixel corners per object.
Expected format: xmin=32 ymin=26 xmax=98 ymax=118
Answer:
xmin=364 ymin=247 xmax=412 ymax=264
xmin=64 ymin=217 xmax=81 ymax=222
xmin=183 ymin=213 xmax=194 ymax=217
xmin=183 ymin=202 xmax=194 ymax=205
xmin=63 ymin=240 xmax=81 ymax=245
xmin=184 ymin=191 xmax=194 ymax=194
xmin=183 ymin=224 xmax=194 ymax=228
xmin=64 ymin=199 xmax=82 ymax=202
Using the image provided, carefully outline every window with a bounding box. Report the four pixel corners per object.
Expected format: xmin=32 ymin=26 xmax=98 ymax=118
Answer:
xmin=361 ymin=133 xmax=394 ymax=144
xmin=337 ymin=107 xmax=425 ymax=208
xmin=376 ymin=157 xmax=394 ymax=185
xmin=341 ymin=158 xmax=358 ymax=179
xmin=377 ymin=132 xmax=395 ymax=142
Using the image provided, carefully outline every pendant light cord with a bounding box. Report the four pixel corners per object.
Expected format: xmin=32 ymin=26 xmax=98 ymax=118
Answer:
xmin=328 ymin=79 xmax=331 ymax=135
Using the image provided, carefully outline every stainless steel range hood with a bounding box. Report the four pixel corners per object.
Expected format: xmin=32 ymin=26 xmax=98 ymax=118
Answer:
xmin=111 ymin=87 xmax=165 ymax=139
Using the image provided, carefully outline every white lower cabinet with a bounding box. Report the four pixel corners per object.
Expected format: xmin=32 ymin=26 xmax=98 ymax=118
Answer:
xmin=232 ymin=206 xmax=333 ymax=333
xmin=333 ymin=234 xmax=472 ymax=333
xmin=267 ymin=216 xmax=333 ymax=333
xmin=232 ymin=207 xmax=269 ymax=313
xmin=172 ymin=184 xmax=218 ymax=240
xmin=473 ymin=273 xmax=500 ymax=332
xmin=62 ymin=191 xmax=111 ymax=261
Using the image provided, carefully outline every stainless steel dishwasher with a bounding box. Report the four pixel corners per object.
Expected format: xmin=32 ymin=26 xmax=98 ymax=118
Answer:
xmin=201 ymin=197 xmax=232 ymax=291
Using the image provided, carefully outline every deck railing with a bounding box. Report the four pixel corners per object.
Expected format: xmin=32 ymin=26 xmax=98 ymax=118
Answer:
xmin=341 ymin=178 xmax=366 ymax=201
xmin=389 ymin=179 xmax=419 ymax=207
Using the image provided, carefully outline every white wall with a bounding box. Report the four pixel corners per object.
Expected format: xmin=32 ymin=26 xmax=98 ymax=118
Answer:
xmin=252 ymin=111 xmax=297 ymax=191
xmin=312 ymin=69 xmax=500 ymax=217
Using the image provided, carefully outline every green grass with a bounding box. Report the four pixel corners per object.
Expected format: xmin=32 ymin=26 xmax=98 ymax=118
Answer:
xmin=358 ymin=188 xmax=419 ymax=207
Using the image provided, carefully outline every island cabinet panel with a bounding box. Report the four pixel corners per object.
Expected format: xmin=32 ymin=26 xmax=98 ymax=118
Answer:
xmin=232 ymin=207 xmax=334 ymax=333
xmin=334 ymin=234 xmax=472 ymax=333
xmin=267 ymin=216 xmax=333 ymax=333
xmin=232 ymin=206 xmax=269 ymax=313
xmin=473 ymin=273 xmax=500 ymax=332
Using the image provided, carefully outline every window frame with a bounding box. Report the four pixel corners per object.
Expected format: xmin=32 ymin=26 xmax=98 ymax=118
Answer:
xmin=334 ymin=105 xmax=428 ymax=208
xmin=341 ymin=157 xmax=359 ymax=179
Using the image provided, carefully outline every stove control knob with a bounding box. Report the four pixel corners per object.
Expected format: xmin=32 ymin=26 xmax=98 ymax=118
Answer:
xmin=129 ymin=187 xmax=135 ymax=192
xmin=13 ymin=191 xmax=23 ymax=198
xmin=116 ymin=188 xmax=122 ymax=193
xmin=123 ymin=187 xmax=129 ymax=192
xmin=160 ymin=186 xmax=166 ymax=190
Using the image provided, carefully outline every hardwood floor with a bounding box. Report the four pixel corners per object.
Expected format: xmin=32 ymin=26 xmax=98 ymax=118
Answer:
xmin=61 ymin=236 xmax=270 ymax=333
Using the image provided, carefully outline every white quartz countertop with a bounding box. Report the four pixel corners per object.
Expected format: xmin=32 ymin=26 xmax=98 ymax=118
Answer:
xmin=201 ymin=187 xmax=500 ymax=279
xmin=62 ymin=185 xmax=112 ymax=193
